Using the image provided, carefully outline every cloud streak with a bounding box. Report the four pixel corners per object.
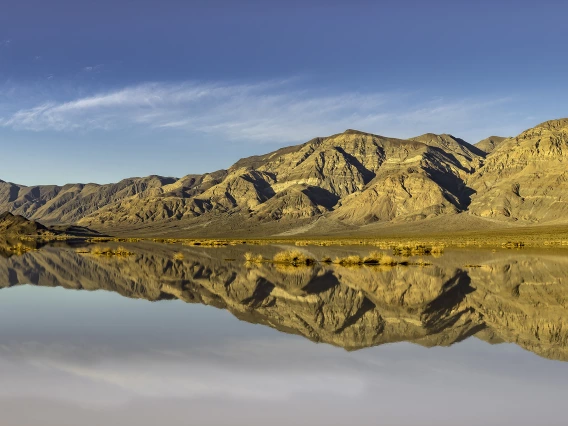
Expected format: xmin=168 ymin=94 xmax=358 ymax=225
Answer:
xmin=83 ymin=64 xmax=104 ymax=72
xmin=0 ymin=80 xmax=514 ymax=142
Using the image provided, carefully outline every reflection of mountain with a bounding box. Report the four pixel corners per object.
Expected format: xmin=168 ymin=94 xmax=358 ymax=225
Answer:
xmin=0 ymin=245 xmax=567 ymax=361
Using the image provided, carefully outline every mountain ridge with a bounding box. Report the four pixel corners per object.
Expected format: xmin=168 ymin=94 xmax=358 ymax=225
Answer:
xmin=2 ymin=118 xmax=568 ymax=236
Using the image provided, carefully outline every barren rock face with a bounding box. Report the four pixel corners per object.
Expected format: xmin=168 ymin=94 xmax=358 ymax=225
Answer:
xmin=2 ymin=118 xmax=568 ymax=235
xmin=1 ymin=244 xmax=567 ymax=361
xmin=468 ymin=119 xmax=568 ymax=222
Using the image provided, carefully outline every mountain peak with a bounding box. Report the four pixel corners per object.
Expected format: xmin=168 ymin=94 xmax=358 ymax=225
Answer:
xmin=342 ymin=129 xmax=375 ymax=136
xmin=533 ymin=117 xmax=568 ymax=131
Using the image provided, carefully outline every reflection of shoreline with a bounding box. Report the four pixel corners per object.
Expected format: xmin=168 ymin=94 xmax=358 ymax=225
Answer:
xmin=0 ymin=244 xmax=567 ymax=361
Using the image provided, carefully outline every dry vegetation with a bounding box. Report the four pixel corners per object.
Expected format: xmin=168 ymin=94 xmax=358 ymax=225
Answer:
xmin=392 ymin=244 xmax=445 ymax=256
xmin=140 ymin=225 xmax=568 ymax=249
xmin=273 ymin=250 xmax=315 ymax=265
xmin=184 ymin=239 xmax=233 ymax=247
xmin=329 ymin=252 xmax=431 ymax=266
xmin=332 ymin=251 xmax=397 ymax=265
xmin=501 ymin=241 xmax=525 ymax=249
xmin=71 ymin=230 xmax=568 ymax=250
xmin=244 ymin=249 xmax=431 ymax=268
xmin=55 ymin=227 xmax=568 ymax=260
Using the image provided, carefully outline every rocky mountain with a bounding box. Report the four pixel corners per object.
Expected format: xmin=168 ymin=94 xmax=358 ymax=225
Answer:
xmin=1 ymin=118 xmax=568 ymax=236
xmin=0 ymin=175 xmax=181 ymax=224
xmin=72 ymin=129 xmax=490 ymax=233
xmin=468 ymin=118 xmax=568 ymax=222
xmin=1 ymin=244 xmax=567 ymax=360
xmin=0 ymin=211 xmax=48 ymax=235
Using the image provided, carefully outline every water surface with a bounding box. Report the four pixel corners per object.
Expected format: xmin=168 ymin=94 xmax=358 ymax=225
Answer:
xmin=1 ymin=243 xmax=567 ymax=425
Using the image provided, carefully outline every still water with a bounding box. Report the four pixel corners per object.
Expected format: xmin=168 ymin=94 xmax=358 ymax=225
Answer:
xmin=1 ymin=243 xmax=567 ymax=426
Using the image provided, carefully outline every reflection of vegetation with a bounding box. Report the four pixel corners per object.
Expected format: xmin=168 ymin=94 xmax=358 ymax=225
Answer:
xmin=87 ymin=237 xmax=141 ymax=243
xmin=9 ymin=242 xmax=35 ymax=255
xmin=19 ymin=233 xmax=72 ymax=242
xmin=244 ymin=252 xmax=264 ymax=263
xmin=88 ymin=246 xmax=135 ymax=256
xmin=333 ymin=254 xmax=364 ymax=265
xmin=0 ymin=239 xmax=39 ymax=257
xmin=273 ymin=263 xmax=314 ymax=273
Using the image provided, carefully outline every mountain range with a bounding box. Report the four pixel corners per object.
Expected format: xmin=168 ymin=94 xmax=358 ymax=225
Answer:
xmin=2 ymin=118 xmax=568 ymax=237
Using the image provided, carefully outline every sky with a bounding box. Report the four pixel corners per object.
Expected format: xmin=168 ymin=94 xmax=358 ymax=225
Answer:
xmin=1 ymin=0 xmax=568 ymax=185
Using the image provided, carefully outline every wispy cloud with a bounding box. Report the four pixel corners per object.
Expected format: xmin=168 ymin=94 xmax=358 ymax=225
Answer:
xmin=83 ymin=64 xmax=104 ymax=72
xmin=0 ymin=39 xmax=11 ymax=47
xmin=0 ymin=79 xmax=515 ymax=142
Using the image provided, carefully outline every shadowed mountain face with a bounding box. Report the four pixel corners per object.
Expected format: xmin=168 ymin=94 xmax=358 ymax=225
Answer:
xmin=0 ymin=211 xmax=47 ymax=235
xmin=1 ymin=244 xmax=567 ymax=361
xmin=1 ymin=118 xmax=568 ymax=236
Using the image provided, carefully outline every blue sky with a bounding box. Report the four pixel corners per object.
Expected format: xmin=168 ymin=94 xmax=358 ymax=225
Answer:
xmin=1 ymin=0 xmax=567 ymax=185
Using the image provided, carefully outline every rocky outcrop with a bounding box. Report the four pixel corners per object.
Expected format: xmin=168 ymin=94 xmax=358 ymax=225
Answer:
xmin=0 ymin=211 xmax=47 ymax=235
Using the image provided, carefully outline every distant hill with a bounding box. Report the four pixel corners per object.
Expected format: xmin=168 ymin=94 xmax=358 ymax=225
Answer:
xmin=1 ymin=118 xmax=568 ymax=236
xmin=474 ymin=136 xmax=508 ymax=154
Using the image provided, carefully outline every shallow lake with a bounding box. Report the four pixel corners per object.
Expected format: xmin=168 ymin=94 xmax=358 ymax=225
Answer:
xmin=1 ymin=243 xmax=567 ymax=426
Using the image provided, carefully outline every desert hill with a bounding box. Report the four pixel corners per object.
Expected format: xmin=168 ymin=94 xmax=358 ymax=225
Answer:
xmin=1 ymin=118 xmax=568 ymax=236
xmin=0 ymin=211 xmax=48 ymax=235
xmin=474 ymin=136 xmax=508 ymax=154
